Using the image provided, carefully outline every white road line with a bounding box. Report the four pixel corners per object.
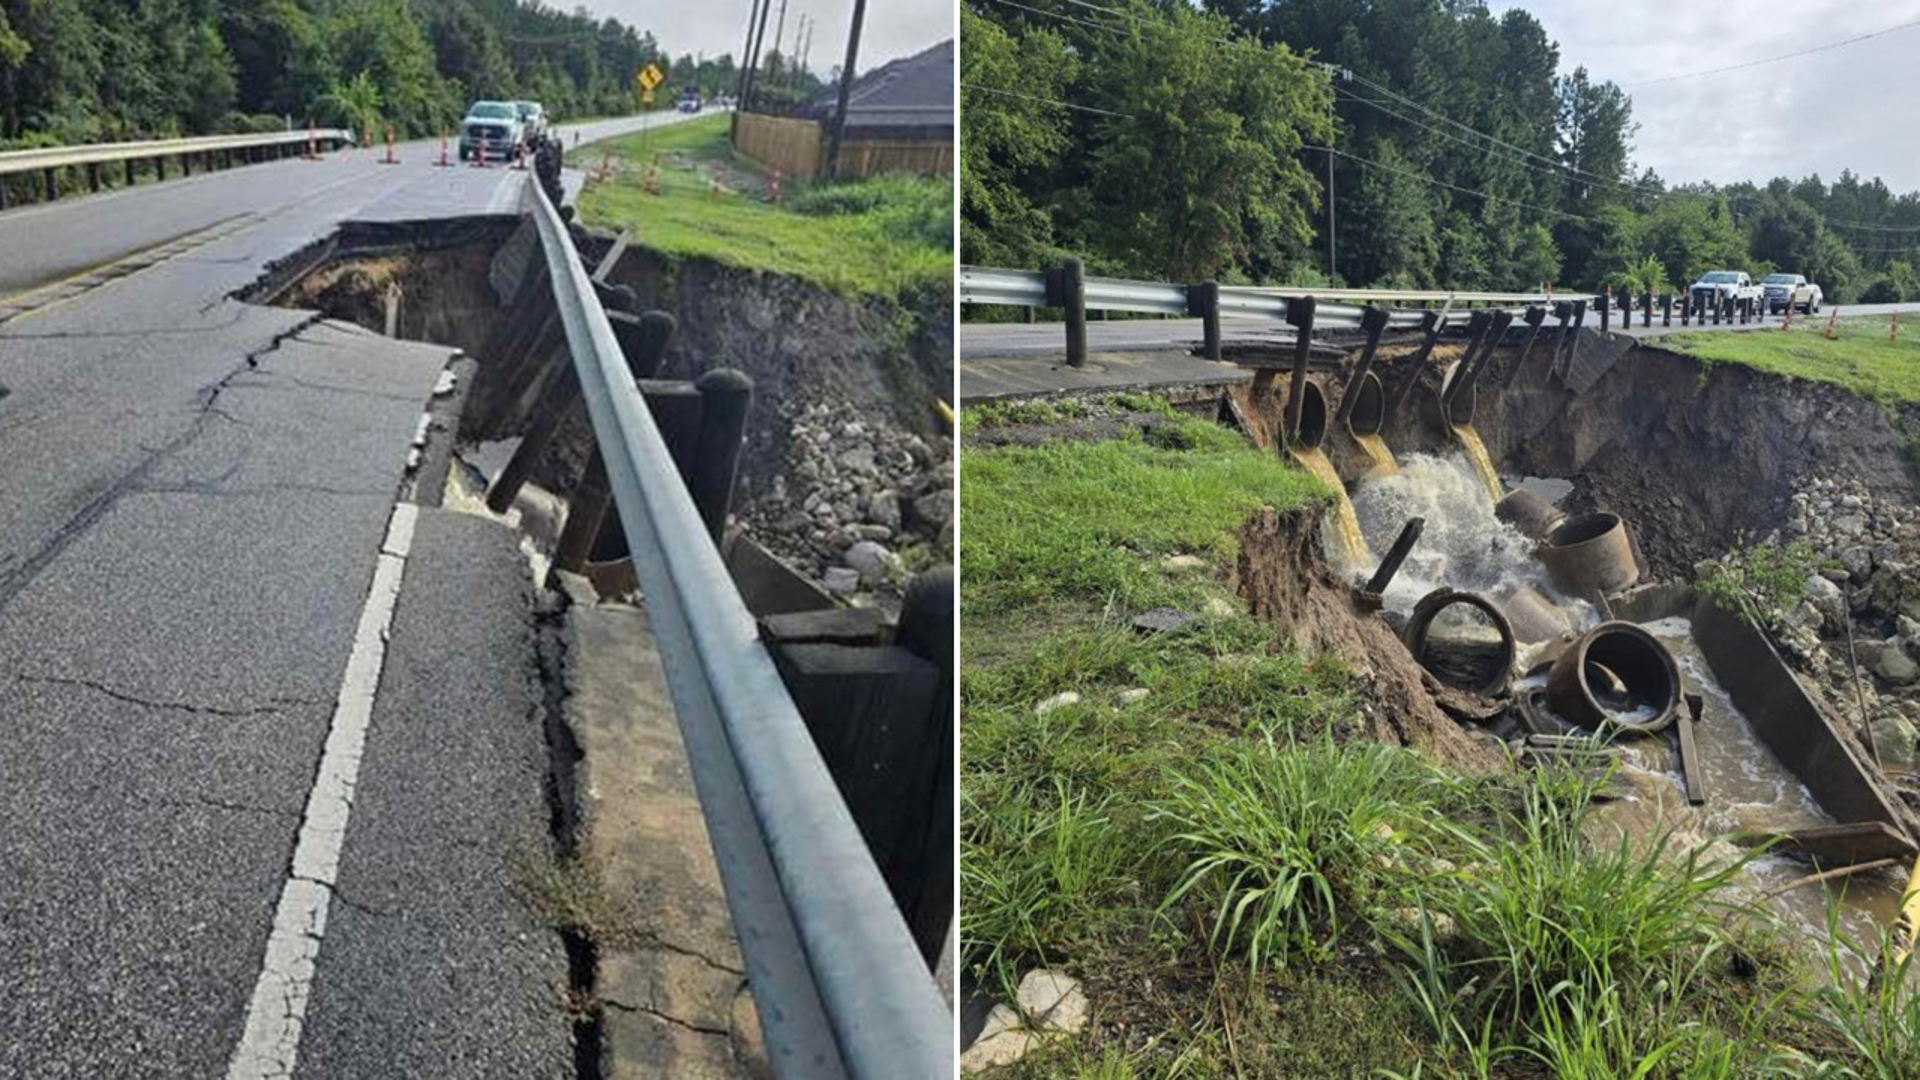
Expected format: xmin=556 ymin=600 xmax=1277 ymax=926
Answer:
xmin=225 ymin=501 xmax=418 ymax=1080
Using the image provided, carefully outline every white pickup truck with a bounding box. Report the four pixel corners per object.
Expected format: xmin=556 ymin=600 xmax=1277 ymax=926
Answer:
xmin=1761 ymin=273 xmax=1823 ymax=315
xmin=1689 ymin=270 xmax=1763 ymax=315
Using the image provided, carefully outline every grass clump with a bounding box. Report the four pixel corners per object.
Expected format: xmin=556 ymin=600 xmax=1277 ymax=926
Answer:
xmin=1694 ymin=534 xmax=1829 ymax=628
xmin=1661 ymin=315 xmax=1920 ymax=405
xmin=1155 ymin=738 xmax=1454 ymax=972
xmin=571 ymin=114 xmax=951 ymax=299
xmin=960 ymin=411 xmax=1328 ymax=616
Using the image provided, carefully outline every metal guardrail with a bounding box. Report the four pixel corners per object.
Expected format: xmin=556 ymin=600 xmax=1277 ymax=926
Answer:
xmin=0 ymin=129 xmax=353 ymax=175
xmin=527 ymin=181 xmax=951 ymax=1080
xmin=0 ymin=128 xmax=354 ymax=210
xmin=961 ymin=265 xmax=1556 ymax=322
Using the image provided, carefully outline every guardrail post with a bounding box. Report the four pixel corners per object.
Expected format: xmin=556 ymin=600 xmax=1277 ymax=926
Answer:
xmin=1662 ymin=293 xmax=1672 ymax=327
xmin=1188 ymin=280 xmax=1221 ymax=360
xmin=1335 ymin=305 xmax=1391 ymax=429
xmin=1712 ymin=295 xmax=1722 ymax=325
xmin=1502 ymin=305 xmax=1550 ymax=390
xmin=1600 ymin=286 xmax=1611 ymax=332
xmin=1444 ymin=310 xmax=1493 ymax=417
xmin=1062 ymin=257 xmax=1087 ymax=368
xmin=690 ymin=368 xmax=754 ymax=544
xmin=1283 ymin=296 xmax=1316 ymax=445
xmin=555 ymin=310 xmax=678 ymax=574
xmin=123 ymin=158 xmax=135 ymax=188
xmin=41 ymin=166 xmax=55 ymax=203
xmin=1641 ymin=290 xmax=1652 ymax=328
xmin=1387 ymin=309 xmax=1444 ymax=417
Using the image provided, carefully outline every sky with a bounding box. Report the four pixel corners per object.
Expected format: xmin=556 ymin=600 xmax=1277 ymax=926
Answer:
xmin=1486 ymin=1 xmax=1920 ymax=194
xmin=590 ymin=0 xmax=952 ymax=82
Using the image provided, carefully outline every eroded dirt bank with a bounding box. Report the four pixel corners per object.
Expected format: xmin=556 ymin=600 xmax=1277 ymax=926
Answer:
xmin=1350 ymin=337 xmax=1920 ymax=578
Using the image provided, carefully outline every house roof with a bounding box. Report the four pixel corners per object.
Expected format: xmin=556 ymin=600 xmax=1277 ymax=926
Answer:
xmin=816 ymin=38 xmax=952 ymax=129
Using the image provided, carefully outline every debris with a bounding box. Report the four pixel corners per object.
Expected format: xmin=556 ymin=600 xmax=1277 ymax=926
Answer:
xmin=1363 ymin=517 xmax=1425 ymax=596
xmin=1676 ymin=692 xmax=1706 ymax=806
xmin=1034 ymin=691 xmax=1081 ymax=715
xmin=1546 ymin=621 xmax=1680 ymax=732
xmin=1132 ymin=607 xmax=1193 ymax=635
xmin=1015 ymin=969 xmax=1088 ymax=1033
xmin=1161 ymin=553 xmax=1207 ymax=572
xmin=1402 ymin=588 xmax=1516 ymax=697
xmin=1735 ymin=821 xmax=1918 ymax=868
xmin=1117 ymin=687 xmax=1151 ymax=704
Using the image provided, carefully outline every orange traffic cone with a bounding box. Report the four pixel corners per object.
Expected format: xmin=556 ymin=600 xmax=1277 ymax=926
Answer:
xmin=381 ymin=125 xmax=399 ymax=165
xmin=434 ymin=130 xmax=451 ymax=168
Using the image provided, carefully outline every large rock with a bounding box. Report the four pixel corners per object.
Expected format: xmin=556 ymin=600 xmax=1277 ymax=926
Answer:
xmin=1015 ymin=969 xmax=1088 ymax=1033
xmin=844 ymin=540 xmax=902 ymax=585
xmin=960 ymin=1005 xmax=1037 ymax=1073
xmin=1873 ymin=714 xmax=1920 ymax=772
xmin=1869 ymin=641 xmax=1920 ymax=686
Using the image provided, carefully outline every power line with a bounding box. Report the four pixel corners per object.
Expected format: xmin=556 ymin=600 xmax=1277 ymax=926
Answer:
xmin=961 ymin=82 xmax=1136 ymax=118
xmin=1626 ymin=15 xmax=1920 ymax=87
xmin=1306 ymin=143 xmax=1605 ymax=224
xmin=976 ymin=0 xmax=1129 ymax=37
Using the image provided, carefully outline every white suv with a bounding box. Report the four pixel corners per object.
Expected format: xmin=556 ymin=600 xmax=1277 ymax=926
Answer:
xmin=1762 ymin=273 xmax=1823 ymax=315
xmin=459 ymin=101 xmax=523 ymax=162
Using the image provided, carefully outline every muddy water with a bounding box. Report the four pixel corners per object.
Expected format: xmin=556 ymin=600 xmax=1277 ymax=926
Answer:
xmin=1351 ymin=433 xmax=1398 ymax=478
xmin=1348 ymin=454 xmax=1592 ymax=626
xmin=1450 ymin=424 xmax=1504 ymax=504
xmin=1556 ymin=617 xmax=1903 ymax=969
xmin=1291 ymin=446 xmax=1373 ymax=573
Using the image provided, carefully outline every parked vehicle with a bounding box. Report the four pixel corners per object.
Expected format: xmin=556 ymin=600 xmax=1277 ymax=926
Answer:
xmin=515 ymin=101 xmax=547 ymax=143
xmin=458 ymin=101 xmax=523 ymax=162
xmin=1689 ymin=270 xmax=1762 ymax=314
xmin=1762 ymin=273 xmax=1823 ymax=315
xmin=678 ymin=88 xmax=702 ymax=114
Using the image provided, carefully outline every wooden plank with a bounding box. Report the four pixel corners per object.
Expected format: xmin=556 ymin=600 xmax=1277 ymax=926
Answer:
xmin=1734 ymin=821 xmax=1919 ymax=867
xmin=1676 ymin=692 xmax=1706 ymax=806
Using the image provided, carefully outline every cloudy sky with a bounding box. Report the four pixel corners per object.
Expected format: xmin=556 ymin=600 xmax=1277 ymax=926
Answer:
xmin=591 ymin=0 xmax=952 ymax=81
xmin=1487 ymin=1 xmax=1920 ymax=193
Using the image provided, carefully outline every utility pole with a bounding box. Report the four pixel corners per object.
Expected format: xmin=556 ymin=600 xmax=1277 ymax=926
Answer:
xmin=1326 ymin=72 xmax=1337 ymax=282
xmin=733 ymin=0 xmax=763 ymax=131
xmin=789 ymin=14 xmax=809 ymax=89
xmin=772 ymin=0 xmax=790 ymax=80
xmin=741 ymin=0 xmax=775 ymax=114
xmin=823 ymin=0 xmax=867 ymax=180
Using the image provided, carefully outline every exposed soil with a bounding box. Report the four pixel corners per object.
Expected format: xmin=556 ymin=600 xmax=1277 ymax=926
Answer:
xmin=1233 ymin=504 xmax=1506 ymax=776
xmin=1337 ymin=334 xmax=1920 ymax=579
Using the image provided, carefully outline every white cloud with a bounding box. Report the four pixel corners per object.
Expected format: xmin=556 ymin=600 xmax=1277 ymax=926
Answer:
xmin=1487 ymin=0 xmax=1920 ymax=192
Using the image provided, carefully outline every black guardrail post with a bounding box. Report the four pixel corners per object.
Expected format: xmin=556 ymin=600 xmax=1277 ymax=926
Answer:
xmin=1335 ymin=305 xmax=1391 ymax=429
xmin=1284 ymin=296 xmax=1316 ymax=445
xmin=1503 ymin=305 xmax=1549 ymax=391
xmin=1599 ymin=286 xmax=1611 ymax=333
xmin=1641 ymin=290 xmax=1652 ymax=328
xmin=1188 ymin=280 xmax=1222 ymax=361
xmin=1458 ymin=308 xmax=1513 ymax=405
xmin=1386 ymin=309 xmax=1444 ymax=418
xmin=1443 ymin=310 xmax=1493 ymax=417
xmin=1712 ymin=295 xmax=1723 ymax=325
xmin=690 ymin=369 xmax=754 ymax=544
xmin=1062 ymin=258 xmax=1087 ymax=368
xmin=1662 ymin=293 xmax=1672 ymax=327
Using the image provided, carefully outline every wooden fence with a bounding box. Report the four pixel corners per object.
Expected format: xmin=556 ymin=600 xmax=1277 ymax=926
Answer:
xmin=732 ymin=112 xmax=951 ymax=180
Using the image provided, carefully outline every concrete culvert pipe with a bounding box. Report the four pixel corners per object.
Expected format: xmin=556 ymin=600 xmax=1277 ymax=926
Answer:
xmin=1342 ymin=370 xmax=1386 ymax=438
xmin=1499 ymin=583 xmax=1572 ymax=646
xmin=1402 ymin=588 xmax=1517 ymax=697
xmin=1546 ymin=621 xmax=1681 ymax=733
xmin=1287 ymin=379 xmax=1327 ymax=450
xmin=1536 ymin=512 xmax=1638 ymax=596
xmin=1495 ymin=488 xmax=1568 ymax=542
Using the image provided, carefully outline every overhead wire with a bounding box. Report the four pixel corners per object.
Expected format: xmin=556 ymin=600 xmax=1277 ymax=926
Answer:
xmin=1625 ymin=14 xmax=1920 ymax=87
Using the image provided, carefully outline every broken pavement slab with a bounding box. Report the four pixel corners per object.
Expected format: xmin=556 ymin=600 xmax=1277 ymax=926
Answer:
xmin=565 ymin=599 xmax=769 ymax=1079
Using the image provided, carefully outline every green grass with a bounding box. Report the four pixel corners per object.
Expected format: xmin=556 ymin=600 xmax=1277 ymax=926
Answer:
xmin=959 ymin=410 xmax=1329 ymax=616
xmin=958 ymin=394 xmax=1879 ymax=1078
xmin=569 ymin=113 xmax=951 ymax=299
xmin=1660 ymin=315 xmax=1920 ymax=404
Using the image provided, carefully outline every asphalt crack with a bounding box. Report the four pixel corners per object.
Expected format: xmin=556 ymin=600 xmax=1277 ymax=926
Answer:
xmin=637 ymin=934 xmax=745 ymax=977
xmin=11 ymin=673 xmax=318 ymax=718
xmin=0 ymin=312 xmax=327 ymax=615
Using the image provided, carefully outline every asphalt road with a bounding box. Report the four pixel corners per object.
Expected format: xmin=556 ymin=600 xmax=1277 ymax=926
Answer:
xmin=0 ymin=109 xmax=692 ymax=1077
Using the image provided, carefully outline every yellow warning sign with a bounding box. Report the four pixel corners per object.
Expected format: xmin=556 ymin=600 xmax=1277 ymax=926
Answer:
xmin=641 ymin=88 xmax=655 ymax=107
xmin=637 ymin=63 xmax=664 ymax=91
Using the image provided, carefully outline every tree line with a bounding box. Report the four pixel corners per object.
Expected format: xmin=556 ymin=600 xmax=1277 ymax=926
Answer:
xmin=961 ymin=0 xmax=1920 ymax=303
xmin=0 ymin=0 xmax=725 ymax=149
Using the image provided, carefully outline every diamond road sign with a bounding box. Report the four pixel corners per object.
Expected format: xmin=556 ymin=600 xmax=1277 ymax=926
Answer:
xmin=637 ymin=64 xmax=664 ymax=91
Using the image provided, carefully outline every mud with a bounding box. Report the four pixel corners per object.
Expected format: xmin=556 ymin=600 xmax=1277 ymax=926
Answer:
xmin=1233 ymin=504 xmax=1505 ymax=776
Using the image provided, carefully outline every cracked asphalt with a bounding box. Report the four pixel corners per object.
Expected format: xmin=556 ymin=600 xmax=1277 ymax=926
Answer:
xmin=0 ymin=111 xmax=695 ymax=1077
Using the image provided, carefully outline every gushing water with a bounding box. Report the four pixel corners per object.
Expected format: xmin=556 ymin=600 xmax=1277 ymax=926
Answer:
xmin=1351 ymin=433 xmax=1398 ymax=478
xmin=1349 ymin=453 xmax=1587 ymax=620
xmin=1291 ymin=446 xmax=1373 ymax=573
xmin=1451 ymin=424 xmax=1503 ymax=504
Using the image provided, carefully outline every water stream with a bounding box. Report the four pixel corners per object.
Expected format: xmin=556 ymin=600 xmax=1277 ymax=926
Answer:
xmin=1291 ymin=446 xmax=1373 ymax=573
xmin=1450 ymin=424 xmax=1504 ymax=504
xmin=1351 ymin=432 xmax=1398 ymax=479
xmin=1338 ymin=452 xmax=1900 ymax=969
